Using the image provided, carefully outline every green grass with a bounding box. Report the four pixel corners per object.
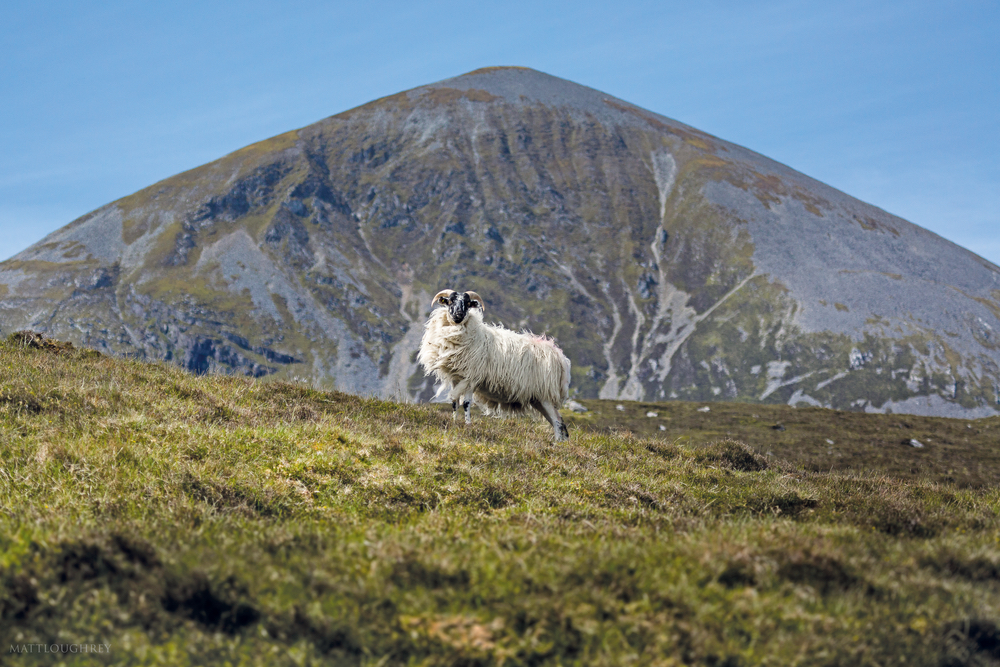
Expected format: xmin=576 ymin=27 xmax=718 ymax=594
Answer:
xmin=563 ymin=399 xmax=1000 ymax=488
xmin=1 ymin=334 xmax=1000 ymax=666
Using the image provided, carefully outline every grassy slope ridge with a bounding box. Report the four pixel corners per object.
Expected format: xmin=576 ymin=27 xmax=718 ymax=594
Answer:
xmin=565 ymin=400 xmax=1000 ymax=488
xmin=2 ymin=336 xmax=1000 ymax=666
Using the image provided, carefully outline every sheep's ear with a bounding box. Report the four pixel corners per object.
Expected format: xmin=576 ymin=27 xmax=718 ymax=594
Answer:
xmin=465 ymin=291 xmax=485 ymax=312
xmin=433 ymin=289 xmax=455 ymax=307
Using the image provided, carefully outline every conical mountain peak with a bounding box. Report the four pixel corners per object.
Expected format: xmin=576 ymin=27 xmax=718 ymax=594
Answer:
xmin=2 ymin=68 xmax=997 ymax=417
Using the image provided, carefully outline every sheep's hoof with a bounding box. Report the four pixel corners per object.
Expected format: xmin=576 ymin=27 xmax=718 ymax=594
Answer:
xmin=555 ymin=422 xmax=570 ymax=442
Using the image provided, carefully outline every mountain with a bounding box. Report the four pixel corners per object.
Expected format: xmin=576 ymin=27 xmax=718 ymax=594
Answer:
xmin=2 ymin=66 xmax=998 ymax=417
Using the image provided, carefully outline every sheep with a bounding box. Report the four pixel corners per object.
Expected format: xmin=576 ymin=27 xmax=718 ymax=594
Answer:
xmin=418 ymin=288 xmax=571 ymax=441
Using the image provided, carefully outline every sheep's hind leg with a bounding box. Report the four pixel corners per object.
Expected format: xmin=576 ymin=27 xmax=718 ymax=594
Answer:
xmin=530 ymin=399 xmax=570 ymax=442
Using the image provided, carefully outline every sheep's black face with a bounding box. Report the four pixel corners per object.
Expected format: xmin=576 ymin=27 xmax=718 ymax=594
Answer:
xmin=447 ymin=291 xmax=480 ymax=325
xmin=448 ymin=291 xmax=469 ymax=324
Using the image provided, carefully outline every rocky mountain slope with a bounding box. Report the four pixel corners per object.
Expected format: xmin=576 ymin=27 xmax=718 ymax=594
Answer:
xmin=2 ymin=66 xmax=998 ymax=417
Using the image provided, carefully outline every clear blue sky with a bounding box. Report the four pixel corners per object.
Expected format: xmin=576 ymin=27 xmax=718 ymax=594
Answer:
xmin=2 ymin=1 xmax=997 ymax=264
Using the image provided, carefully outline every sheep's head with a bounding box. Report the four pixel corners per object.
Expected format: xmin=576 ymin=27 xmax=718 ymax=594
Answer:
xmin=433 ymin=289 xmax=485 ymax=325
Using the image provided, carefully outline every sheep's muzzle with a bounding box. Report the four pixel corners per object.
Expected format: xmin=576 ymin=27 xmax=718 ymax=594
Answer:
xmin=448 ymin=292 xmax=470 ymax=324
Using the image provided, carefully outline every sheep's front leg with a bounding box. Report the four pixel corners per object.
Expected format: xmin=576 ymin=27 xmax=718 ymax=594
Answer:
xmin=451 ymin=397 xmax=472 ymax=424
xmin=448 ymin=379 xmax=473 ymax=425
xmin=530 ymin=399 xmax=570 ymax=442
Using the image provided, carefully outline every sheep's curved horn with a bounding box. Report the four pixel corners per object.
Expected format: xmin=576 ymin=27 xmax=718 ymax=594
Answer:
xmin=432 ymin=289 xmax=456 ymax=307
xmin=465 ymin=291 xmax=485 ymax=313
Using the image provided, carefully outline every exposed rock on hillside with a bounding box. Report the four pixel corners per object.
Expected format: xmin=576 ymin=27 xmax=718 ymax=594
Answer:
xmin=2 ymin=66 xmax=998 ymax=417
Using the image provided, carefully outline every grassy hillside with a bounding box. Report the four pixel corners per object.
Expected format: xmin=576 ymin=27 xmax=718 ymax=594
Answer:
xmin=1 ymin=333 xmax=999 ymax=666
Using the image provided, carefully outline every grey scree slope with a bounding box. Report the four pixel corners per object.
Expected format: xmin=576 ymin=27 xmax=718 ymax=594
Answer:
xmin=1 ymin=66 xmax=998 ymax=417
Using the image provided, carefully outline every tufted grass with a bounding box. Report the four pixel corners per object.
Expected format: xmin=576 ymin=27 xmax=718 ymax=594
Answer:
xmin=1 ymin=335 xmax=999 ymax=666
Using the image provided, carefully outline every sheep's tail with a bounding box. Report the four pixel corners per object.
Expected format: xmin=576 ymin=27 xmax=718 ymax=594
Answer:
xmin=559 ymin=353 xmax=571 ymax=404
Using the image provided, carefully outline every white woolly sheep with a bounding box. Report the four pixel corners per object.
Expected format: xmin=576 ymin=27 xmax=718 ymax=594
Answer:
xmin=418 ymin=289 xmax=571 ymax=441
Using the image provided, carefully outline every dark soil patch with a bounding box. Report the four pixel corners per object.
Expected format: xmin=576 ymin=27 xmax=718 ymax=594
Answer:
xmin=942 ymin=619 xmax=1000 ymax=665
xmin=163 ymin=572 xmax=260 ymax=633
xmin=695 ymin=440 xmax=769 ymax=472
xmin=776 ymin=551 xmax=862 ymax=594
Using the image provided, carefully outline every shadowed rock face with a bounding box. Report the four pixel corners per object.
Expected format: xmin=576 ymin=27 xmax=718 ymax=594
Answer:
xmin=2 ymin=66 xmax=998 ymax=417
